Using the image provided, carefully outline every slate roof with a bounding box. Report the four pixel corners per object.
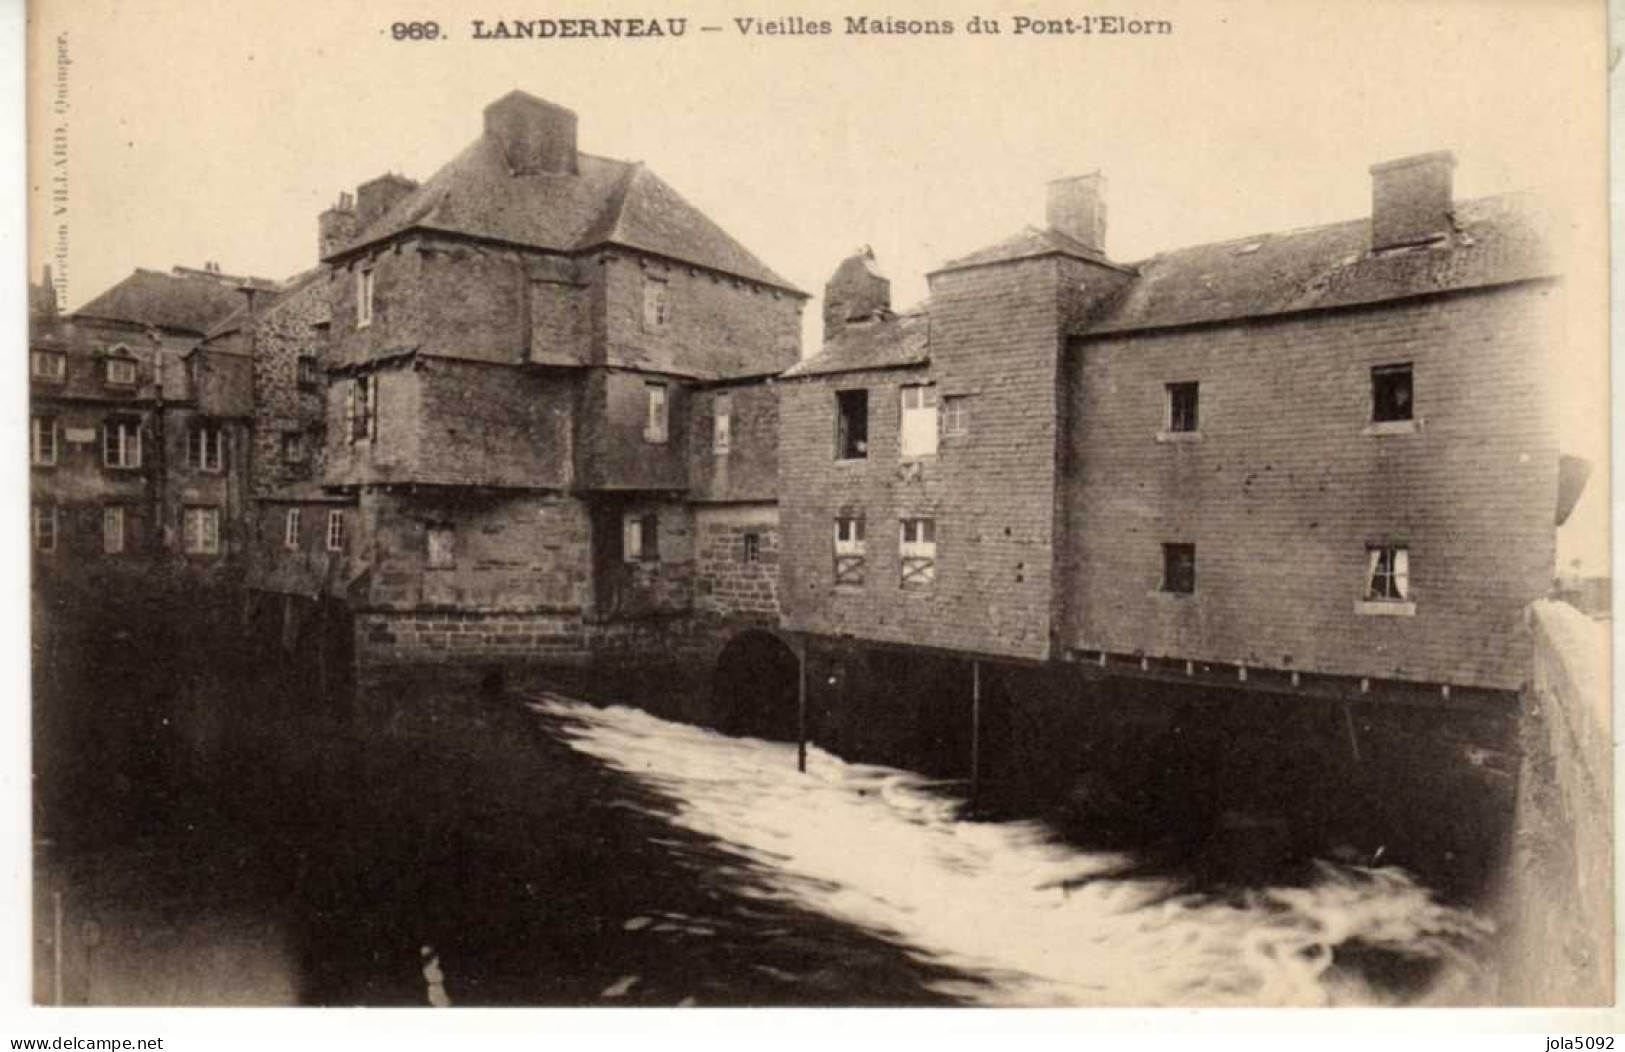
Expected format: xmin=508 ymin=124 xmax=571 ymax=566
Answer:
xmin=790 ymin=192 xmax=1552 ymax=378
xmin=781 ymin=305 xmax=931 ymax=379
xmin=936 ymin=226 xmax=1122 ymax=273
xmin=334 ymin=134 xmax=803 ymax=294
xmin=1081 ymin=193 xmax=1552 ymax=336
xmin=73 ymin=268 xmax=258 ymax=334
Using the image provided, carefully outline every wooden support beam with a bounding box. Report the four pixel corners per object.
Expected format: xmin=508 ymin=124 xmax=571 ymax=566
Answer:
xmin=797 ymin=643 xmax=808 ymax=774
xmin=970 ymin=659 xmax=982 ymax=803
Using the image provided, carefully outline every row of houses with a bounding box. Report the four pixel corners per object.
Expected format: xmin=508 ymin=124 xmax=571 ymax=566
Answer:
xmin=31 ymin=91 xmax=1577 ymax=727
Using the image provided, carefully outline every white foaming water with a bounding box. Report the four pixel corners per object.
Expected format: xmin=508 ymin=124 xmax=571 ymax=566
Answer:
xmin=528 ymin=694 xmax=1491 ymax=1007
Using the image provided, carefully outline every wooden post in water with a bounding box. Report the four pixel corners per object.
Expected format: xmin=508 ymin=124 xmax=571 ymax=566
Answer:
xmin=970 ymin=659 xmax=982 ymax=802
xmin=797 ymin=642 xmax=808 ymax=774
xmin=52 ymin=889 xmax=62 ymax=1005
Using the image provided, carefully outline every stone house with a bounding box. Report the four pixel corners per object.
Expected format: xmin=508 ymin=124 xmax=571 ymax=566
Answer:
xmin=29 ymin=264 xmax=268 ymax=590
xmin=256 ymin=91 xmax=807 ymax=665
xmin=777 ymin=152 xmax=1568 ymax=773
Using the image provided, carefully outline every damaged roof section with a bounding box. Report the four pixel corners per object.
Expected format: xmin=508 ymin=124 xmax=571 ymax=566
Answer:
xmin=330 ymin=91 xmax=803 ymax=295
xmin=782 ymin=305 xmax=931 ymax=379
xmin=1082 ymin=192 xmax=1554 ymax=337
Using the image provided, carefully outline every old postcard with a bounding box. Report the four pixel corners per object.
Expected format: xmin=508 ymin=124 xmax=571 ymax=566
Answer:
xmin=19 ymin=0 xmax=1613 ymax=1027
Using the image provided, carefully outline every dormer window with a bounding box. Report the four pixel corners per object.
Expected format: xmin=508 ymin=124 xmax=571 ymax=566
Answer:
xmin=31 ymin=351 xmax=65 ymax=382
xmin=105 ymin=349 xmax=136 ymax=386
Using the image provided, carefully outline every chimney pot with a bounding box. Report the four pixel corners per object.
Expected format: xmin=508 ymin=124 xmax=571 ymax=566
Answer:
xmin=484 ymin=91 xmax=579 ymax=176
xmin=1369 ymin=150 xmax=1456 ymax=250
xmin=1047 ymin=172 xmax=1108 ymax=254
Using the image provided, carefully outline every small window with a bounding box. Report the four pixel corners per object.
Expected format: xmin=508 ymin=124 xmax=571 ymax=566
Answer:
xmin=900 ymin=385 xmax=939 ymax=458
xmin=184 ymin=506 xmax=220 ymax=555
xmin=833 ymin=516 xmax=866 ymax=585
xmin=899 ymin=517 xmax=937 ymax=588
xmin=326 ymin=510 xmax=346 ymax=552
xmin=188 ymin=423 xmax=226 ymax=472
xmin=357 ymin=267 xmax=375 ymax=328
xmin=942 ymin=396 xmax=970 ymax=437
xmin=1166 ymin=382 xmax=1200 ymax=433
xmin=835 ymin=389 xmax=868 ymax=460
xmin=1366 ymin=545 xmax=1410 ymax=602
xmin=102 ymin=506 xmax=125 ymax=555
xmin=642 ymin=277 xmax=670 ymax=331
xmin=282 ymin=432 xmax=306 ymax=464
xmin=103 ymin=419 xmax=142 ymax=469
xmin=298 ymin=356 xmax=321 ymax=390
xmin=284 ymin=508 xmax=302 ymax=551
xmin=427 ymin=525 xmax=456 ymax=569
xmin=31 ymin=351 xmax=65 ymax=381
xmin=644 ymin=382 xmax=669 ymax=444
xmin=1371 ymin=364 xmax=1413 ymax=423
xmin=713 ymin=393 xmax=732 ymax=455
xmin=31 ymin=415 xmax=57 ymax=466
xmin=1162 ymin=543 xmax=1196 ymax=595
xmin=346 ymin=375 xmax=376 ymax=443
xmin=105 ymin=355 xmax=136 ymax=386
xmin=623 ymin=513 xmax=659 ymax=563
xmin=33 ymin=506 xmax=56 ymax=553
xmin=743 ymin=531 xmax=760 ymax=564
xmin=185 ymin=354 xmax=200 ymax=393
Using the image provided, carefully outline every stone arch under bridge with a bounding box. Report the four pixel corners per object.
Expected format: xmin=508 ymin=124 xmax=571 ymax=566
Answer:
xmin=710 ymin=628 xmax=800 ymax=742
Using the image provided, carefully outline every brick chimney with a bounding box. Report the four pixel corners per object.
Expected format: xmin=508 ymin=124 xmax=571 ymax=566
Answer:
xmin=355 ymin=173 xmax=419 ymax=229
xmin=1047 ymin=172 xmax=1107 ymax=254
xmin=484 ymin=91 xmax=579 ymax=176
xmin=822 ymin=247 xmax=891 ymax=343
xmin=1370 ymin=151 xmax=1455 ymax=250
xmin=319 ymin=191 xmax=358 ymax=259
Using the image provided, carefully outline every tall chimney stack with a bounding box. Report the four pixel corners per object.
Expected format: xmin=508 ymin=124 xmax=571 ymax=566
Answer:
xmin=1046 ymin=172 xmax=1107 ymax=254
xmin=822 ymin=247 xmax=891 ymax=344
xmin=1369 ymin=151 xmax=1456 ymax=250
xmin=319 ymin=191 xmax=358 ymax=260
xmin=484 ymin=91 xmax=579 ymax=176
xmin=354 ymin=173 xmax=419 ymax=229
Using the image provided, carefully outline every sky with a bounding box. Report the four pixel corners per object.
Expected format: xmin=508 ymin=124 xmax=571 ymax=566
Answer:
xmin=23 ymin=0 xmax=1611 ymax=568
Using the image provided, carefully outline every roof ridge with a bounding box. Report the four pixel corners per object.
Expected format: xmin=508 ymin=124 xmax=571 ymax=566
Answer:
xmin=1130 ymin=191 xmax=1526 ymax=265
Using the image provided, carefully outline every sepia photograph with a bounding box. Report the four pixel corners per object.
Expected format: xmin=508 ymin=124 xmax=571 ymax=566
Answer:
xmin=18 ymin=0 xmax=1614 ymax=1023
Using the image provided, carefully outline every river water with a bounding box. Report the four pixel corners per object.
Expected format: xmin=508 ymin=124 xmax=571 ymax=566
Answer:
xmin=529 ymin=693 xmax=1494 ymax=1008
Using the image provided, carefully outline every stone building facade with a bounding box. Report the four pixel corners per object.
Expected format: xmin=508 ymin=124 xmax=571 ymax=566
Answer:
xmin=242 ymin=91 xmax=807 ymax=665
xmin=778 ymin=154 xmax=1566 ymax=706
xmin=29 ymin=265 xmax=267 ymax=594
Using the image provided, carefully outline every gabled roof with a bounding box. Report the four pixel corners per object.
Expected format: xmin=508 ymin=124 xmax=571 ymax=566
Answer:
xmin=73 ymin=268 xmax=255 ymax=334
xmin=335 ymin=134 xmax=803 ymax=295
xmin=936 ymin=226 xmax=1126 ymax=274
xmin=1081 ymin=193 xmax=1552 ymax=336
xmin=781 ymin=304 xmax=931 ymax=379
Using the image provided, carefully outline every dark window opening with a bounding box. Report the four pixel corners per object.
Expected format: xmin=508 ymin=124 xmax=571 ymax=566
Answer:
xmin=1372 ymin=364 xmax=1413 ymax=423
xmin=743 ymin=532 xmax=761 ymax=564
xmin=1167 ymin=381 xmax=1200 ymax=433
xmin=1162 ymin=543 xmax=1196 ymax=595
xmin=836 ymin=389 xmax=868 ymax=460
